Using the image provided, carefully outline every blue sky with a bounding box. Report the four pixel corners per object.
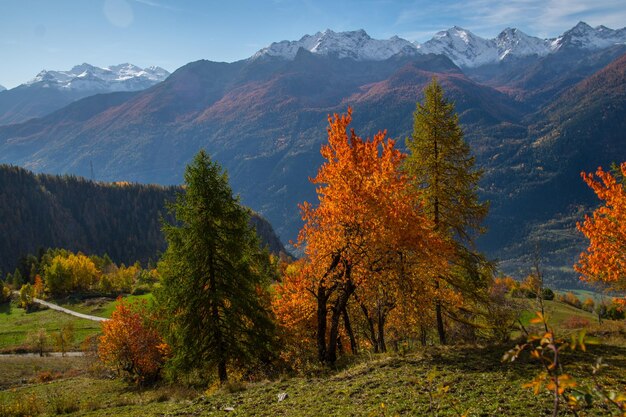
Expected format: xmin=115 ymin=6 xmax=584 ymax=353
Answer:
xmin=1 ymin=0 xmax=625 ymax=88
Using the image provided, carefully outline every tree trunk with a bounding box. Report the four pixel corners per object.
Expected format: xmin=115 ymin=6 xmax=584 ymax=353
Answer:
xmin=209 ymin=249 xmax=227 ymax=382
xmin=432 ymin=127 xmax=446 ymax=346
xmin=359 ymin=301 xmax=378 ymax=352
xmin=218 ymin=360 xmax=227 ymax=383
xmin=436 ymin=299 xmax=446 ymax=345
xmin=420 ymin=325 xmax=427 ymax=346
xmin=316 ymin=283 xmax=329 ymax=363
xmin=325 ymin=269 xmax=354 ymax=364
xmin=377 ymin=306 xmax=387 ymax=353
xmin=434 ymin=279 xmax=446 ymax=345
xmin=342 ymin=307 xmax=358 ymax=354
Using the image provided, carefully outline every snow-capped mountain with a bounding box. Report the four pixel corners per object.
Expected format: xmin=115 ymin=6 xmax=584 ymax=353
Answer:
xmin=0 ymin=84 xmax=5 ymax=92
xmin=417 ymin=26 xmax=501 ymax=67
xmin=25 ymin=63 xmax=169 ymax=92
xmin=552 ymin=21 xmax=626 ymax=51
xmin=494 ymin=28 xmax=552 ymax=60
xmin=253 ymin=22 xmax=626 ymax=68
xmin=252 ymin=29 xmax=417 ymax=61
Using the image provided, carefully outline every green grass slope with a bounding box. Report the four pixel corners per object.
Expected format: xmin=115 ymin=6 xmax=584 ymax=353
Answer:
xmin=1 ymin=343 xmax=625 ymax=416
xmin=0 ymin=303 xmax=100 ymax=352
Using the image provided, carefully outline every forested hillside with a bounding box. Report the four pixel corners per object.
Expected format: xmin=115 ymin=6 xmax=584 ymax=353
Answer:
xmin=0 ymin=165 xmax=285 ymax=273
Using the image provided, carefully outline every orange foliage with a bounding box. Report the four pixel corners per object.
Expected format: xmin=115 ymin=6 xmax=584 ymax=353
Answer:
xmin=275 ymin=108 xmax=450 ymax=363
xmin=494 ymin=276 xmax=518 ymax=292
xmin=271 ymin=260 xmax=317 ymax=367
xmin=98 ymin=298 xmax=168 ymax=383
xmin=33 ymin=275 xmax=44 ymax=298
xmin=576 ymin=164 xmax=626 ymax=308
xmin=298 ymin=108 xmax=445 ymax=277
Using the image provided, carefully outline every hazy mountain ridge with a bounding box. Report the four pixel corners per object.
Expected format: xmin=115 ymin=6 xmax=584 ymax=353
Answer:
xmin=0 ymin=63 xmax=169 ymax=126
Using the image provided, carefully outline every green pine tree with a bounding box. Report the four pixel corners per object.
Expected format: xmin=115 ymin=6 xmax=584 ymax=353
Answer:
xmin=12 ymin=269 xmax=24 ymax=289
xmin=156 ymin=150 xmax=276 ymax=383
xmin=404 ymin=78 xmax=489 ymax=345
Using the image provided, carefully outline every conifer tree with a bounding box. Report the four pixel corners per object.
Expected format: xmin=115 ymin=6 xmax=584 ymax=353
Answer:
xmin=12 ymin=269 xmax=24 ymax=289
xmin=156 ymin=150 xmax=275 ymax=382
xmin=404 ymin=78 xmax=488 ymax=344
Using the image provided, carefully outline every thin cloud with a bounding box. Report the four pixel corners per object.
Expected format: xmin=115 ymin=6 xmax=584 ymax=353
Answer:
xmin=394 ymin=0 xmax=626 ymax=40
xmin=457 ymin=0 xmax=626 ymax=37
xmin=131 ymin=0 xmax=183 ymax=12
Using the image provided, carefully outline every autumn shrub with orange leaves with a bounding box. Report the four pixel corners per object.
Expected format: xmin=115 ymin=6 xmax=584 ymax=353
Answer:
xmin=576 ymin=163 xmax=626 ymax=308
xmin=98 ymin=298 xmax=168 ymax=383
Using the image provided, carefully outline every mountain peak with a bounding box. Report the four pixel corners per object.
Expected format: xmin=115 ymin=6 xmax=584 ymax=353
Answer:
xmin=554 ymin=21 xmax=626 ymax=50
xmin=419 ymin=26 xmax=497 ymax=67
xmin=252 ymin=29 xmax=417 ymax=61
xmin=572 ymin=21 xmax=593 ymax=31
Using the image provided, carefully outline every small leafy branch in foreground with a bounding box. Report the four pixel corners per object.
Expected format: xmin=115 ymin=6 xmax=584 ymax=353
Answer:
xmin=503 ymin=311 xmax=626 ymax=416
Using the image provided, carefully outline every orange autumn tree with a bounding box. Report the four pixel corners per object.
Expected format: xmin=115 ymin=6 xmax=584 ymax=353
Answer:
xmin=99 ymin=298 xmax=168 ymax=383
xmin=271 ymin=259 xmax=318 ymax=368
xmin=288 ymin=108 xmax=448 ymax=364
xmin=576 ymin=163 xmax=626 ymax=308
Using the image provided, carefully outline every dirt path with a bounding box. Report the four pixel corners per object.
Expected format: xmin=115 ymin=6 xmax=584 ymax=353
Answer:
xmin=13 ymin=292 xmax=109 ymax=322
xmin=34 ymin=297 xmax=109 ymax=322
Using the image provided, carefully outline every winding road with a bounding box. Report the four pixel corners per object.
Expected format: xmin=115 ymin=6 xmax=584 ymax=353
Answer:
xmin=33 ymin=297 xmax=109 ymax=322
xmin=13 ymin=292 xmax=109 ymax=322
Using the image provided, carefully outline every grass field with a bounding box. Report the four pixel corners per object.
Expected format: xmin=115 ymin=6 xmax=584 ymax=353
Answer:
xmin=57 ymin=293 xmax=153 ymax=319
xmin=0 ymin=295 xmax=624 ymax=416
xmin=0 ymin=294 xmax=153 ymax=353
xmin=0 ymin=303 xmax=101 ymax=352
xmin=0 ymin=341 xmax=625 ymax=416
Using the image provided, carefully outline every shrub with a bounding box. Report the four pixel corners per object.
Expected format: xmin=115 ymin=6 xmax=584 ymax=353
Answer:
xmin=98 ymin=298 xmax=168 ymax=383
xmin=0 ymin=280 xmax=11 ymax=303
xmin=26 ymin=328 xmax=49 ymax=356
xmin=18 ymin=283 xmax=35 ymax=311
xmin=561 ymin=316 xmax=591 ymax=329
xmin=582 ymin=297 xmax=595 ymax=312
xmin=541 ymin=287 xmax=555 ymax=301
xmin=558 ymin=292 xmax=583 ymax=309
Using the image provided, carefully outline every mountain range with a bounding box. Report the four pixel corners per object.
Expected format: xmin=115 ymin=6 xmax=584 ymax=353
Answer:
xmin=255 ymin=22 xmax=626 ymax=68
xmin=0 ymin=63 xmax=169 ymax=125
xmin=0 ymin=21 xmax=625 ymax=287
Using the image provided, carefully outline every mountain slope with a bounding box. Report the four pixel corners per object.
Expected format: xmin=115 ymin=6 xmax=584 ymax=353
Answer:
xmin=0 ymin=165 xmax=286 ymax=274
xmin=480 ymin=53 xmax=626 ymax=284
xmin=0 ymin=51 xmax=524 ymax=246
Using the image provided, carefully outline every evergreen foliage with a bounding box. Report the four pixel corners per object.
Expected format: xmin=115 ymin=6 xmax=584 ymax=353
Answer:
xmin=156 ymin=151 xmax=276 ymax=382
xmin=404 ymin=78 xmax=489 ymax=344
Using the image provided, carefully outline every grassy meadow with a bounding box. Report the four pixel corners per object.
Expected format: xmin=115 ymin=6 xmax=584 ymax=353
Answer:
xmin=0 ymin=294 xmax=625 ymax=416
